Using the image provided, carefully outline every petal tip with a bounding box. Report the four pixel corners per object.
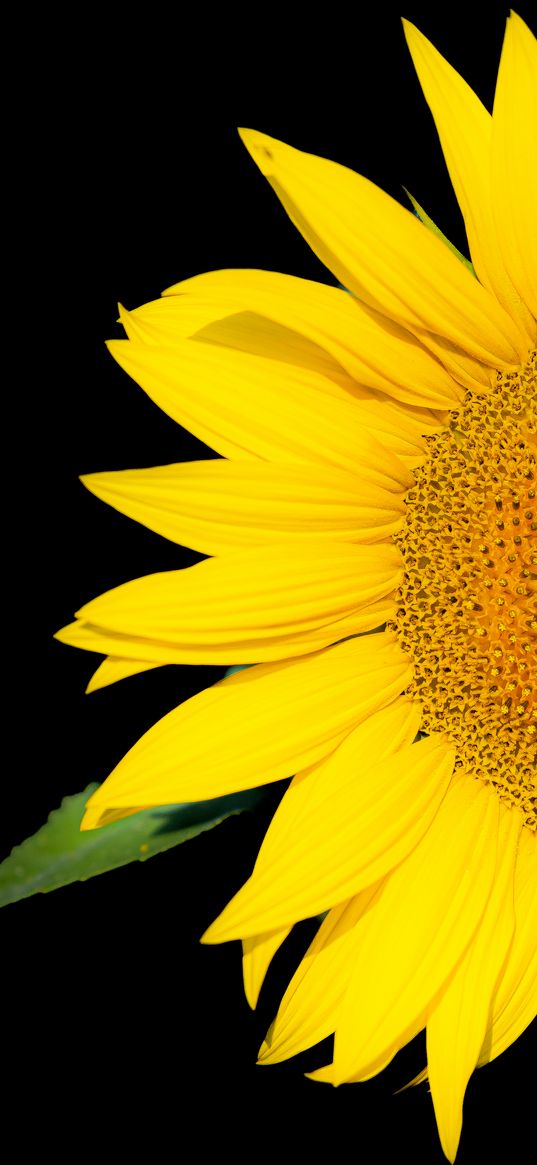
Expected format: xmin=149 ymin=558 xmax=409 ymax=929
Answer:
xmin=237 ymin=127 xmax=282 ymax=175
xmin=117 ymin=302 xmax=130 ymax=328
xmin=53 ymin=622 xmax=77 ymax=645
xmin=80 ymin=806 xmax=101 ymax=831
xmin=256 ymin=1040 xmax=272 ymax=1064
xmin=200 ymin=917 xmax=228 ymax=945
xmin=401 ymin=17 xmax=424 ymax=54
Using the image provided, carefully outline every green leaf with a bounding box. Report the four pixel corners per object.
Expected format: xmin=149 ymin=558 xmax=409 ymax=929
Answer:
xmin=403 ymin=188 xmax=475 ymax=276
xmin=0 ymin=785 xmax=266 ymax=907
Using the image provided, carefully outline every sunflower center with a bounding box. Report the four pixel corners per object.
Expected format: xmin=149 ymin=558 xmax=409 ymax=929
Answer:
xmin=389 ymin=352 xmax=536 ymax=830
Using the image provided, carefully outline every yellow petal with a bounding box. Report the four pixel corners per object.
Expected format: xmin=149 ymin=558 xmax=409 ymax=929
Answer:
xmin=403 ymin=20 xmax=536 ymax=343
xmin=203 ymin=730 xmax=454 ymax=940
xmin=426 ymin=802 xmax=521 ymax=1163
xmin=81 ymin=460 xmax=406 ymax=555
xmin=86 ymin=656 xmax=161 ymax=692
xmin=242 ymin=929 xmax=291 ymax=1010
xmin=119 ymin=296 xmax=358 ymax=392
xmin=123 ymin=297 xmax=437 ymax=463
xmin=159 ymin=267 xmax=463 ymax=409
xmin=478 ymin=826 xmax=537 ymax=1065
xmin=306 ymin=1049 xmax=395 ymax=1085
xmin=78 ymin=555 xmax=389 ymax=638
xmin=80 ymin=631 xmax=412 ymax=828
xmin=58 ymin=544 xmax=401 ymax=666
xmin=77 ymin=544 xmax=400 ymax=645
xmin=56 ymin=595 xmax=395 ymax=667
xmin=163 ymin=267 xmax=491 ymax=397
xmin=238 ymin=128 xmax=525 ymax=367
xmin=332 ymin=777 xmax=500 ymax=1084
xmin=492 ymin=13 xmax=537 ymax=320
xmin=107 ymin=338 xmax=412 ymax=488
xmin=304 ymin=1064 xmax=335 ymax=1084
xmin=258 ymin=888 xmax=382 ymax=1065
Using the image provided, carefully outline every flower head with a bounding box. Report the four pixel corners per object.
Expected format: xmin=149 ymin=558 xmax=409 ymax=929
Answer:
xmin=56 ymin=13 xmax=536 ymax=1161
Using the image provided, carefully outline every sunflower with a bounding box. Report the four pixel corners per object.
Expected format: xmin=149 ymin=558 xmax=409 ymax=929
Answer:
xmin=56 ymin=13 xmax=536 ymax=1162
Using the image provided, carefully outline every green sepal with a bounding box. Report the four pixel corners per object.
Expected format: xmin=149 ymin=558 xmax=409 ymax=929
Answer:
xmin=0 ymin=785 xmax=265 ymax=908
xmin=403 ymin=188 xmax=475 ymax=276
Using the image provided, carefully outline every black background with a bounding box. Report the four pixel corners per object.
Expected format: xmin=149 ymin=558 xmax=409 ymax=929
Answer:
xmin=7 ymin=3 xmax=536 ymax=1161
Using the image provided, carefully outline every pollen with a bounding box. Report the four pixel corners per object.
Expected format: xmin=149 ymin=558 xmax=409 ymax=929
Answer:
xmin=389 ymin=352 xmax=536 ymax=829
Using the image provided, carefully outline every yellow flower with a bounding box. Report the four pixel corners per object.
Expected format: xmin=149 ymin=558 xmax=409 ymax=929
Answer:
xmin=56 ymin=13 xmax=536 ymax=1162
